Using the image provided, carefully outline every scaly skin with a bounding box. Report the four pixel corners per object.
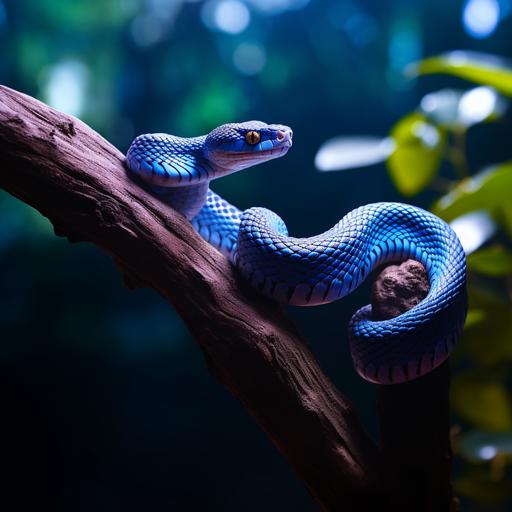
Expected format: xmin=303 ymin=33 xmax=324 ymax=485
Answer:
xmin=126 ymin=121 xmax=467 ymax=384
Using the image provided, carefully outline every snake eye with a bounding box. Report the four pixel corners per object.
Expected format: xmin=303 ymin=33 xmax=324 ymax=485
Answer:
xmin=245 ymin=130 xmax=261 ymax=145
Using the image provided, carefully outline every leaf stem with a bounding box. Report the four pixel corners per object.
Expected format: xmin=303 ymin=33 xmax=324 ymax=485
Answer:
xmin=429 ymin=176 xmax=455 ymax=194
xmin=447 ymin=128 xmax=469 ymax=178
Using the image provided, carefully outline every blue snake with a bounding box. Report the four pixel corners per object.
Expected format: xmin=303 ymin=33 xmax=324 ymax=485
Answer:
xmin=126 ymin=121 xmax=467 ymax=384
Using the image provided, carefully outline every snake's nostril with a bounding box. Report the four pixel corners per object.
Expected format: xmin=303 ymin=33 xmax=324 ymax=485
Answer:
xmin=277 ymin=129 xmax=292 ymax=142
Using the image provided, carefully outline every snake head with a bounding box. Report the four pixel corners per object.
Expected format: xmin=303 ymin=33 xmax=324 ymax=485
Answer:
xmin=204 ymin=121 xmax=293 ymax=173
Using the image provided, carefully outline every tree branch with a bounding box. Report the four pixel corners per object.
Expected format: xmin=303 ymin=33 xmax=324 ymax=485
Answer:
xmin=0 ymin=86 xmax=384 ymax=510
xmin=372 ymin=261 xmax=456 ymax=511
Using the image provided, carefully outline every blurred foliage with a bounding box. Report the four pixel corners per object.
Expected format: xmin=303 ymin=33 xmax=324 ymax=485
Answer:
xmin=452 ymin=368 xmax=512 ymax=431
xmin=463 ymin=285 xmax=512 ymax=366
xmin=432 ymin=162 xmax=512 ymax=222
xmin=408 ymin=51 xmax=512 ymax=97
xmin=454 ymin=465 xmax=512 ymax=506
xmin=397 ymin=51 xmax=512 ymax=505
xmin=315 ymin=49 xmax=512 ymax=506
xmin=386 ymin=112 xmax=446 ymax=196
xmin=467 ymin=246 xmax=512 ymax=277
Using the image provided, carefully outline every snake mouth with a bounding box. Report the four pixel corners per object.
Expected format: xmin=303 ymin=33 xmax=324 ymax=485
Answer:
xmin=209 ymin=138 xmax=292 ymax=172
xmin=217 ymin=144 xmax=291 ymax=160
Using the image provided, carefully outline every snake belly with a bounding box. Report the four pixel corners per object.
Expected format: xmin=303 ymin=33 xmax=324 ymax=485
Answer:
xmin=125 ymin=121 xmax=467 ymax=384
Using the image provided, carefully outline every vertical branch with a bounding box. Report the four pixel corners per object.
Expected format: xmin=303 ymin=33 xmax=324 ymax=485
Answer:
xmin=372 ymin=260 xmax=457 ymax=511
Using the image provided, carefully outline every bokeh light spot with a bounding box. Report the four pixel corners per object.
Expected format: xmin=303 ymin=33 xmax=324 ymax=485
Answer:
xmin=450 ymin=210 xmax=497 ymax=255
xmin=42 ymin=60 xmax=89 ymax=117
xmin=412 ymin=121 xmax=439 ymax=148
xmin=420 ymin=89 xmax=462 ymax=127
xmin=462 ymin=0 xmax=500 ymax=39
xmin=458 ymin=86 xmax=498 ymax=125
xmin=202 ymin=0 xmax=250 ymax=34
xmin=130 ymin=14 xmax=165 ymax=46
xmin=315 ymin=136 xmax=395 ymax=172
xmin=478 ymin=445 xmax=497 ymax=460
xmin=233 ymin=42 xmax=266 ymax=75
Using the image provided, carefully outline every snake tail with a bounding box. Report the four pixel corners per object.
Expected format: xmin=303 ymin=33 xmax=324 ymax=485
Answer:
xmin=235 ymin=202 xmax=467 ymax=384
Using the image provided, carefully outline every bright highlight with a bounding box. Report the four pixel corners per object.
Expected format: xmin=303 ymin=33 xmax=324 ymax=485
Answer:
xmin=462 ymin=0 xmax=500 ymax=39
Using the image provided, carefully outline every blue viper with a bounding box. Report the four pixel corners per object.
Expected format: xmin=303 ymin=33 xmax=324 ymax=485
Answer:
xmin=126 ymin=121 xmax=467 ymax=384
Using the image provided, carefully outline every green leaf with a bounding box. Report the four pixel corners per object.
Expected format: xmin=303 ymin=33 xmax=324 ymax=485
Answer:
xmin=454 ymin=467 xmax=511 ymax=504
xmin=452 ymin=369 xmax=512 ymax=431
xmin=463 ymin=327 xmax=512 ymax=367
xmin=467 ymin=246 xmax=512 ymax=276
xmin=386 ymin=113 xmax=446 ymax=196
xmin=495 ymin=203 xmax=512 ymax=237
xmin=433 ymin=162 xmax=512 ymax=222
xmin=407 ymin=51 xmax=512 ymax=96
xmin=464 ymin=308 xmax=486 ymax=329
xmin=459 ymin=287 xmax=512 ymax=365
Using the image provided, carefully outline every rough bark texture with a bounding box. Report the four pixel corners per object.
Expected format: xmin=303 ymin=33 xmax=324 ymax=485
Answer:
xmin=0 ymin=85 xmax=457 ymax=510
xmin=371 ymin=260 xmax=430 ymax=321
xmin=373 ymin=261 xmax=455 ymax=511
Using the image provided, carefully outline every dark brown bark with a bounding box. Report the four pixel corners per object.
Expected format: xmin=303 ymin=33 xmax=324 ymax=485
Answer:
xmin=0 ymin=85 xmax=457 ymax=511
xmin=372 ymin=261 xmax=455 ymax=511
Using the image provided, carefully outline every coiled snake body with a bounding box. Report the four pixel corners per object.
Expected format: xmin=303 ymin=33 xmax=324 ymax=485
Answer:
xmin=126 ymin=121 xmax=467 ymax=384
